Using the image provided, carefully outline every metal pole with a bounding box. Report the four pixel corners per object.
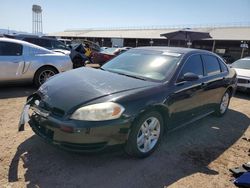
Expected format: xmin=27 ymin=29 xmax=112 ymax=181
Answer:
xmin=32 ymin=12 xmax=33 ymax=33
xmin=241 ymin=48 xmax=245 ymax=58
xmin=168 ymin=39 xmax=170 ymax=46
xmin=37 ymin=13 xmax=39 ymax=34
xmin=36 ymin=13 xmax=38 ymax=34
xmin=212 ymin=40 xmax=216 ymax=52
xmin=35 ymin=13 xmax=37 ymax=34
xmin=41 ymin=12 xmax=43 ymax=34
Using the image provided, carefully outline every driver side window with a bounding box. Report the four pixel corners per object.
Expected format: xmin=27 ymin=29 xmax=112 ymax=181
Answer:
xmin=178 ymin=54 xmax=204 ymax=82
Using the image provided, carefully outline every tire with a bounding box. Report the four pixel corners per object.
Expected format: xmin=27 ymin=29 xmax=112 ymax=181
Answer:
xmin=214 ymin=90 xmax=231 ymax=117
xmin=125 ymin=111 xmax=164 ymax=158
xmin=34 ymin=67 xmax=58 ymax=87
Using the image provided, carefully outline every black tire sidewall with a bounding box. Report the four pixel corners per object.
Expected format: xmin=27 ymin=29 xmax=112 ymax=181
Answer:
xmin=125 ymin=111 xmax=164 ymax=158
xmin=215 ymin=90 xmax=231 ymax=117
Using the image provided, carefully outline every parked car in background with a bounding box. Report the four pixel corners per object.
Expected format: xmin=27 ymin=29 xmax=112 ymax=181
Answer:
xmin=4 ymin=34 xmax=71 ymax=55
xmin=4 ymin=34 xmax=86 ymax=68
xmin=57 ymin=38 xmax=72 ymax=47
xmin=69 ymin=43 xmax=91 ymax=68
xmin=19 ymin=47 xmax=237 ymax=158
xmin=64 ymin=40 xmax=103 ymax=68
xmin=92 ymin=47 xmax=131 ymax=65
xmin=0 ymin=38 xmax=72 ymax=87
xmin=92 ymin=48 xmax=116 ymax=65
xmin=231 ymin=57 xmax=250 ymax=92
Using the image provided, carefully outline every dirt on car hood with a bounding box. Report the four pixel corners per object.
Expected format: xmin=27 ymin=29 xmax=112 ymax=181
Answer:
xmin=37 ymin=67 xmax=158 ymax=113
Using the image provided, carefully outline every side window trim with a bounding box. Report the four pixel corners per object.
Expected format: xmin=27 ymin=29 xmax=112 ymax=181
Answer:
xmin=201 ymin=54 xmax=221 ymax=76
xmin=217 ymin=57 xmax=229 ymax=73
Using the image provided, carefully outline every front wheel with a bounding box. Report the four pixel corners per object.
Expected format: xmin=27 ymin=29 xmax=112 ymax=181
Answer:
xmin=125 ymin=111 xmax=164 ymax=158
xmin=214 ymin=90 xmax=231 ymax=117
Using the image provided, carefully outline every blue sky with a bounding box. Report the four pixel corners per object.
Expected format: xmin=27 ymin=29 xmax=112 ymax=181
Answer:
xmin=0 ymin=0 xmax=250 ymax=33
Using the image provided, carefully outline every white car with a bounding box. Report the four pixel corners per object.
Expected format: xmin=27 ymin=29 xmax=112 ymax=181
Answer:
xmin=0 ymin=38 xmax=73 ymax=87
xmin=231 ymin=57 xmax=250 ymax=92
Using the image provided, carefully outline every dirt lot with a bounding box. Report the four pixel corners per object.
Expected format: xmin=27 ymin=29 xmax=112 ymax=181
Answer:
xmin=0 ymin=86 xmax=249 ymax=188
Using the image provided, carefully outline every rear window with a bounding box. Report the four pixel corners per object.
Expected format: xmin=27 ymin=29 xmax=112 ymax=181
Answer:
xmin=0 ymin=41 xmax=23 ymax=56
xmin=202 ymin=55 xmax=221 ymax=76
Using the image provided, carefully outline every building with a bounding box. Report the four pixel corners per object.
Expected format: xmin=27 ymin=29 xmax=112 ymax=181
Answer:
xmin=49 ymin=26 xmax=250 ymax=61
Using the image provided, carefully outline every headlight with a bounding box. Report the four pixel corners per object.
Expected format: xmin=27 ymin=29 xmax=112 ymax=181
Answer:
xmin=70 ymin=102 xmax=125 ymax=121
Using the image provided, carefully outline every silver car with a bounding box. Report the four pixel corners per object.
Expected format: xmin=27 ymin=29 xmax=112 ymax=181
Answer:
xmin=231 ymin=57 xmax=250 ymax=92
xmin=0 ymin=38 xmax=73 ymax=87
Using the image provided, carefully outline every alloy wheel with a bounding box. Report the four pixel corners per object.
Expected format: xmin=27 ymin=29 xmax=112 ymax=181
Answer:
xmin=38 ymin=70 xmax=56 ymax=85
xmin=137 ymin=117 xmax=161 ymax=153
xmin=220 ymin=92 xmax=229 ymax=114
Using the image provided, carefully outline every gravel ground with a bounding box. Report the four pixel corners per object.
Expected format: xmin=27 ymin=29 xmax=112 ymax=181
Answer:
xmin=0 ymin=86 xmax=249 ymax=188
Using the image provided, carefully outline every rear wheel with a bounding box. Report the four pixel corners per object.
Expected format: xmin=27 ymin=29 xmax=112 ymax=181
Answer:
xmin=34 ymin=67 xmax=58 ymax=87
xmin=214 ymin=90 xmax=231 ymax=117
xmin=125 ymin=111 xmax=164 ymax=158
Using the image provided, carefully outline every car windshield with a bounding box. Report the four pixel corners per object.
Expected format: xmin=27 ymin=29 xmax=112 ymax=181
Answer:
xmin=232 ymin=59 xmax=250 ymax=70
xmin=102 ymin=49 xmax=182 ymax=81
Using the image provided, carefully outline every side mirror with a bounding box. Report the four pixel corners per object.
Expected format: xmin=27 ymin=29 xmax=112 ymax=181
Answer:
xmin=183 ymin=72 xmax=199 ymax=81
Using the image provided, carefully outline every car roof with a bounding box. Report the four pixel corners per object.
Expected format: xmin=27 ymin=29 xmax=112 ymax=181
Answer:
xmin=0 ymin=37 xmax=52 ymax=52
xmin=58 ymin=38 xmax=71 ymax=41
xmin=135 ymin=46 xmax=212 ymax=55
xmin=4 ymin=34 xmax=59 ymax=41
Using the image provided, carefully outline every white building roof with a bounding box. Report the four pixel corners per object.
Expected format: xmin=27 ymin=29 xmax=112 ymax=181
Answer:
xmin=49 ymin=27 xmax=250 ymax=41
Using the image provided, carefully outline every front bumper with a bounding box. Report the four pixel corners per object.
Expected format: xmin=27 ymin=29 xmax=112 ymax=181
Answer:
xmin=27 ymin=107 xmax=131 ymax=152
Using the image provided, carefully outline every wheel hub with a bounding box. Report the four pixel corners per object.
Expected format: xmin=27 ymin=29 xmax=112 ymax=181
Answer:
xmin=137 ymin=117 xmax=161 ymax=153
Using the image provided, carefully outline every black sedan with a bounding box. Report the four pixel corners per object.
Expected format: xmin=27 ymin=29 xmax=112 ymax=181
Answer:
xmin=19 ymin=47 xmax=237 ymax=158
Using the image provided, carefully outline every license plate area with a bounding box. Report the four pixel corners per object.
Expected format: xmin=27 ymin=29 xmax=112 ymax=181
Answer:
xmin=33 ymin=114 xmax=54 ymax=140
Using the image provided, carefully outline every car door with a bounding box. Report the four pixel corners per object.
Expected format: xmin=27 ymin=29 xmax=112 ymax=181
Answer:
xmin=200 ymin=54 xmax=227 ymax=110
xmin=167 ymin=54 xmax=207 ymax=128
xmin=0 ymin=41 xmax=25 ymax=82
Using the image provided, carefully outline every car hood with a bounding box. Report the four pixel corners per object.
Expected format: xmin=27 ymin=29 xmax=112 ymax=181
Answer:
xmin=234 ymin=68 xmax=250 ymax=78
xmin=37 ymin=67 xmax=159 ymax=113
